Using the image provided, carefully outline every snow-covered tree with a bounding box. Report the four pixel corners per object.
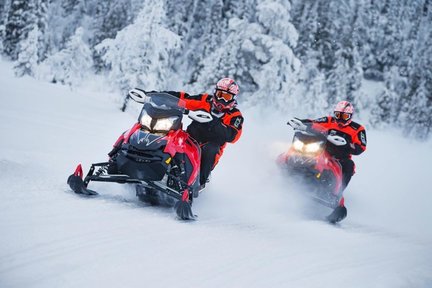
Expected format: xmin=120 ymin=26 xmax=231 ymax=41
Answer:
xmin=351 ymin=0 xmax=383 ymax=80
xmin=401 ymin=2 xmax=432 ymax=140
xmin=0 ymin=24 xmax=5 ymax=55
xmin=95 ymin=1 xmax=181 ymax=92
xmin=294 ymin=51 xmax=328 ymax=117
xmin=405 ymin=79 xmax=431 ymax=140
xmin=3 ymin=0 xmax=36 ymax=60
xmin=38 ymin=27 xmax=93 ymax=86
xmin=191 ymin=0 xmax=301 ymax=112
xmin=14 ymin=26 xmax=41 ymax=77
xmin=0 ymin=0 xmax=431 ymax=139
xmin=0 ymin=0 xmax=11 ymax=52
xmin=164 ymin=0 xmax=194 ymax=38
xmin=2 ymin=0 xmax=47 ymax=67
xmin=290 ymin=1 xmax=328 ymax=116
xmin=35 ymin=0 xmax=48 ymax=61
xmin=370 ymin=87 xmax=399 ymax=129
xmin=92 ymin=1 xmax=143 ymax=71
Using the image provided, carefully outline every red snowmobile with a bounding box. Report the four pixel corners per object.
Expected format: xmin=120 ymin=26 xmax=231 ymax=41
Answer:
xmin=277 ymin=118 xmax=348 ymax=223
xmin=67 ymin=89 xmax=213 ymax=220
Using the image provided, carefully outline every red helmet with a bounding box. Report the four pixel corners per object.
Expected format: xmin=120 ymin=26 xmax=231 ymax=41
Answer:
xmin=212 ymin=78 xmax=239 ymax=112
xmin=334 ymin=101 xmax=354 ymax=126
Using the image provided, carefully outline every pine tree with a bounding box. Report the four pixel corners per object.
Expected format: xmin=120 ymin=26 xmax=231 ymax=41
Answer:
xmin=179 ymin=0 xmax=227 ymax=84
xmin=95 ymin=1 xmax=181 ymax=93
xmin=92 ymin=1 xmax=144 ymax=46
xmin=406 ymin=79 xmax=431 ymax=139
xmin=1 ymin=0 xmax=431 ymax=139
xmin=291 ymin=0 xmax=320 ymax=58
xmin=14 ymin=26 xmax=40 ymax=77
xmin=38 ymin=27 xmax=93 ymax=86
xmin=401 ymin=0 xmax=432 ymax=139
xmin=376 ymin=0 xmax=404 ymax=70
xmin=92 ymin=1 xmax=140 ymax=71
xmin=3 ymin=0 xmax=35 ymax=59
xmin=164 ymin=0 xmax=194 ymax=38
xmin=10 ymin=0 xmax=49 ymax=76
xmin=295 ymin=50 xmax=328 ymax=116
xmin=36 ymin=0 xmax=48 ymax=61
xmin=352 ymin=0 xmax=383 ymax=80
xmin=290 ymin=0 xmax=328 ymax=115
xmin=0 ymin=0 xmax=12 ymax=52
xmin=316 ymin=0 xmax=360 ymax=107
xmin=192 ymin=0 xmax=301 ymax=112
xmin=224 ymin=0 xmax=257 ymax=21
xmin=370 ymin=87 xmax=399 ymax=128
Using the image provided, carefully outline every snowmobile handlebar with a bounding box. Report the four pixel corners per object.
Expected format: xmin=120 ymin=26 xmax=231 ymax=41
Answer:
xmin=326 ymin=134 xmax=347 ymax=146
xmin=288 ymin=117 xmax=348 ymax=146
xmin=287 ymin=118 xmax=307 ymax=131
xmin=128 ymin=88 xmax=148 ymax=103
xmin=128 ymin=88 xmax=213 ymax=124
xmin=186 ymin=109 xmax=213 ymax=123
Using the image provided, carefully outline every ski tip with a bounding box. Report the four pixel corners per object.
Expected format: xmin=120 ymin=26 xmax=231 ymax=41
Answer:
xmin=73 ymin=164 xmax=84 ymax=178
xmin=67 ymin=174 xmax=98 ymax=196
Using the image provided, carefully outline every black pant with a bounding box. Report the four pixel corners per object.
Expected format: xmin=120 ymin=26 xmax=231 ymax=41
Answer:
xmin=199 ymin=142 xmax=221 ymax=185
xmin=338 ymin=158 xmax=355 ymax=191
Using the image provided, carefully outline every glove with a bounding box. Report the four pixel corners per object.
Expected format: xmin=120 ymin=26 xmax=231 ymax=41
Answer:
xmin=207 ymin=118 xmax=229 ymax=145
xmin=287 ymin=118 xmax=307 ymax=131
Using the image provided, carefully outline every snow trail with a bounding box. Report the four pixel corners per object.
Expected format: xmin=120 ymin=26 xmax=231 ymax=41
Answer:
xmin=0 ymin=62 xmax=431 ymax=288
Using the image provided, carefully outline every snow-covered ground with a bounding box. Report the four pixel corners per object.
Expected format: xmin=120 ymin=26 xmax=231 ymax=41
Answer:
xmin=0 ymin=61 xmax=431 ymax=288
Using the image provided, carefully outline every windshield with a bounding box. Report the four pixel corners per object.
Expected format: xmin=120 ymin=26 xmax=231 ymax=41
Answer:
xmin=144 ymin=92 xmax=185 ymax=112
xmin=138 ymin=92 xmax=185 ymax=120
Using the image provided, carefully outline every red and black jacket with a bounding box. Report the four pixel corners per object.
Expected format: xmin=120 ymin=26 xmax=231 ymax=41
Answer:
xmin=304 ymin=116 xmax=367 ymax=159
xmin=161 ymin=91 xmax=244 ymax=147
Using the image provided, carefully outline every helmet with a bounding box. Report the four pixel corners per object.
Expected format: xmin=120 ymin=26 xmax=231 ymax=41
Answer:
xmin=212 ymin=78 xmax=239 ymax=112
xmin=334 ymin=101 xmax=354 ymax=126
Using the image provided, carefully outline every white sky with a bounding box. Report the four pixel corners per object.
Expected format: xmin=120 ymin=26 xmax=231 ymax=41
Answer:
xmin=0 ymin=60 xmax=431 ymax=288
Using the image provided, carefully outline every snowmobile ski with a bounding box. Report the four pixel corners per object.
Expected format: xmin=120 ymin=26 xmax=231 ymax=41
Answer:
xmin=326 ymin=205 xmax=348 ymax=224
xmin=67 ymin=164 xmax=98 ymax=195
xmin=174 ymin=190 xmax=195 ymax=220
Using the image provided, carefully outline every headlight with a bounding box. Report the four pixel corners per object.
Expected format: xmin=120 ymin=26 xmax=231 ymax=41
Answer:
xmin=304 ymin=142 xmax=322 ymax=153
xmin=293 ymin=139 xmax=304 ymax=151
xmin=153 ymin=116 xmax=179 ymax=132
xmin=140 ymin=113 xmax=152 ymax=130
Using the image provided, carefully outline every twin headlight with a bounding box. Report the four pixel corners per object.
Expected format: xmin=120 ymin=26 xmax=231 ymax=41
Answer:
xmin=140 ymin=111 xmax=179 ymax=133
xmin=292 ymin=138 xmax=323 ymax=153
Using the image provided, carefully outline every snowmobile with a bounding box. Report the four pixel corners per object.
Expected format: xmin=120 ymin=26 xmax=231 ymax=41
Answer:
xmin=276 ymin=118 xmax=348 ymax=223
xmin=67 ymin=89 xmax=213 ymax=220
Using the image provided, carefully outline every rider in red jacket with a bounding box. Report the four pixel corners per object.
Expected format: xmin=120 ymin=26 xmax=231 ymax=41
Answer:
xmin=146 ymin=78 xmax=244 ymax=188
xmin=301 ymin=101 xmax=367 ymax=192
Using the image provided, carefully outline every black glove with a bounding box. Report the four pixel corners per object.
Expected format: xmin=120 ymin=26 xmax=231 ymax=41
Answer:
xmin=207 ymin=118 xmax=229 ymax=145
xmin=339 ymin=140 xmax=353 ymax=154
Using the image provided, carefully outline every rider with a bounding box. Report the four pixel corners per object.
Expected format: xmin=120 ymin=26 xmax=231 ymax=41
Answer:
xmin=292 ymin=100 xmax=367 ymax=195
xmin=146 ymin=78 xmax=244 ymax=189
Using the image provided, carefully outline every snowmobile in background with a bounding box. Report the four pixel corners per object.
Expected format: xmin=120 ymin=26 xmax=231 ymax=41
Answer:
xmin=277 ymin=118 xmax=348 ymax=223
xmin=67 ymin=90 xmax=213 ymax=220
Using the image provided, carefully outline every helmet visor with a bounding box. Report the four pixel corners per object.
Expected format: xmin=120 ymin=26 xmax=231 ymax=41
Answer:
xmin=334 ymin=111 xmax=352 ymax=121
xmin=215 ymin=90 xmax=234 ymax=102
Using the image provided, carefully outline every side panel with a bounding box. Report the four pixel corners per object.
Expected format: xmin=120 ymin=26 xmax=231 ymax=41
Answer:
xmin=164 ymin=130 xmax=201 ymax=186
xmin=316 ymin=151 xmax=343 ymax=195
